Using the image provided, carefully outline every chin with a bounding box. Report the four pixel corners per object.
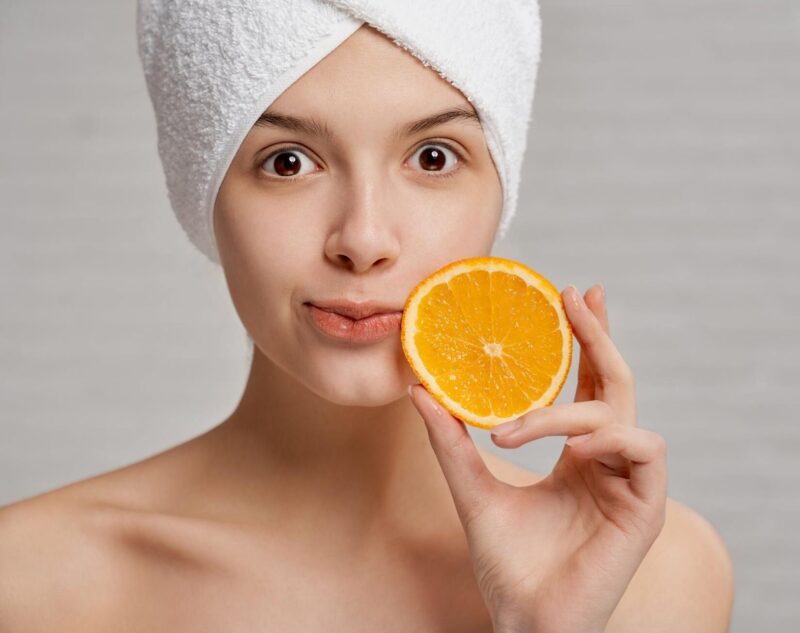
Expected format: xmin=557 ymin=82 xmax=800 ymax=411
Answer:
xmin=303 ymin=362 xmax=413 ymax=407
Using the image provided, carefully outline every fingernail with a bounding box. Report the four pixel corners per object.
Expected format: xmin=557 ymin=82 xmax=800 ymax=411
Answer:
xmin=491 ymin=418 xmax=523 ymax=438
xmin=567 ymin=285 xmax=583 ymax=311
xmin=566 ymin=432 xmax=593 ymax=446
xmin=597 ymin=283 xmax=605 ymax=300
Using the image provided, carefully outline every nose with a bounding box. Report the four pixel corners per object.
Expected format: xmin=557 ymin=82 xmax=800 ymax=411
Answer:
xmin=323 ymin=173 xmax=401 ymax=274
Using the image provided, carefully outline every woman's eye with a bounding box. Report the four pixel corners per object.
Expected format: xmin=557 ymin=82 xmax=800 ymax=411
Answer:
xmin=260 ymin=147 xmax=318 ymax=179
xmin=409 ymin=143 xmax=461 ymax=177
xmin=259 ymin=142 xmax=462 ymax=181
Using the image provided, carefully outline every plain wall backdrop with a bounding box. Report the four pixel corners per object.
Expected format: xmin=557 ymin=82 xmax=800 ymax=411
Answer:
xmin=1 ymin=1 xmax=798 ymax=630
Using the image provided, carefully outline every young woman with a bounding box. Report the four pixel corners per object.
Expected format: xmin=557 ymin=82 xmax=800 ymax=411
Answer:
xmin=0 ymin=23 xmax=733 ymax=632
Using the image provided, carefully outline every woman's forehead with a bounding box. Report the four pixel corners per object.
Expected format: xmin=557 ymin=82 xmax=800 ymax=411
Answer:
xmin=239 ymin=24 xmax=485 ymax=156
xmin=272 ymin=23 xmax=474 ymax=111
xmin=249 ymin=104 xmax=481 ymax=144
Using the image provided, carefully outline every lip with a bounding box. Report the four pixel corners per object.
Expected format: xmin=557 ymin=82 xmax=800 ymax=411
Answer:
xmin=306 ymin=299 xmax=404 ymax=320
xmin=303 ymin=300 xmax=403 ymax=344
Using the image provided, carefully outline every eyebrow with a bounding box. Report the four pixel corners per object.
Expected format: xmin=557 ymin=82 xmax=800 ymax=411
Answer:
xmin=252 ymin=107 xmax=481 ymax=141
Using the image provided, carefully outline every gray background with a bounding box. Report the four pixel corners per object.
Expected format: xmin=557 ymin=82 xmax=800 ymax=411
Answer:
xmin=1 ymin=1 xmax=798 ymax=630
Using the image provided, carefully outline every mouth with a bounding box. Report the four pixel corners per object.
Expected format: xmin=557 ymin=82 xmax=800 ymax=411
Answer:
xmin=303 ymin=301 xmax=403 ymax=344
xmin=304 ymin=299 xmax=404 ymax=321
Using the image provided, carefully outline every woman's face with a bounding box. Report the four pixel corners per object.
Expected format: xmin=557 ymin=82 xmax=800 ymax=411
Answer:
xmin=213 ymin=24 xmax=502 ymax=405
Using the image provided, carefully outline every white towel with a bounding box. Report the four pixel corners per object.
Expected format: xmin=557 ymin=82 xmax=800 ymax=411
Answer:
xmin=136 ymin=0 xmax=542 ymax=265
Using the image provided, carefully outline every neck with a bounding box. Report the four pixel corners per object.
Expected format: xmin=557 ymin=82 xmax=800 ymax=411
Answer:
xmin=194 ymin=343 xmax=459 ymax=550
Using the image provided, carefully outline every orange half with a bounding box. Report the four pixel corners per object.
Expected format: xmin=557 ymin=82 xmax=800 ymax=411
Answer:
xmin=401 ymin=256 xmax=573 ymax=430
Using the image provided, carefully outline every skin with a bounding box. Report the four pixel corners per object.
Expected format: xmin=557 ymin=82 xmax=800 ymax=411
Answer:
xmin=414 ymin=285 xmax=668 ymax=632
xmin=0 ymin=24 xmax=734 ymax=632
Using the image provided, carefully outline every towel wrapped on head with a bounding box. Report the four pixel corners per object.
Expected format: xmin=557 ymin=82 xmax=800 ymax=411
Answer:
xmin=136 ymin=0 xmax=542 ymax=265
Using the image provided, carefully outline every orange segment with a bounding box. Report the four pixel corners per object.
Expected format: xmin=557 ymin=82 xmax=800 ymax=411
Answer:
xmin=401 ymin=256 xmax=573 ymax=430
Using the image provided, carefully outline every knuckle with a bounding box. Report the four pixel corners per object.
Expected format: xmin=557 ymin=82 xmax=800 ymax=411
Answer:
xmin=609 ymin=423 xmax=629 ymax=441
xmin=593 ymin=399 xmax=616 ymax=423
xmin=649 ymin=431 xmax=668 ymax=455
xmin=594 ymin=421 xmax=625 ymax=443
xmin=611 ymin=363 xmax=635 ymax=387
xmin=624 ymin=362 xmax=635 ymax=380
xmin=597 ymin=371 xmax=623 ymax=389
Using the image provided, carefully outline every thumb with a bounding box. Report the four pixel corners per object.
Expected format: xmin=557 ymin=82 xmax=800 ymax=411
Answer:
xmin=408 ymin=384 xmax=495 ymax=523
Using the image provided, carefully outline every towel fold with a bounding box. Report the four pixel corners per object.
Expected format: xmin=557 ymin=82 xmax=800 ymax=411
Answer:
xmin=137 ymin=0 xmax=542 ymax=264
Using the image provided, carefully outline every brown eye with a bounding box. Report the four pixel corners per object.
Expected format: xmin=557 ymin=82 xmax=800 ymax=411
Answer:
xmin=409 ymin=143 xmax=460 ymax=176
xmin=261 ymin=147 xmax=318 ymax=179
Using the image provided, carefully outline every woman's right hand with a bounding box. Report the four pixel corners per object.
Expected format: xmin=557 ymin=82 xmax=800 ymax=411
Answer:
xmin=409 ymin=283 xmax=668 ymax=633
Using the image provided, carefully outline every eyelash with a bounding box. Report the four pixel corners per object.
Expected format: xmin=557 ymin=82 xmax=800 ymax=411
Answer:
xmin=258 ymin=141 xmax=465 ymax=182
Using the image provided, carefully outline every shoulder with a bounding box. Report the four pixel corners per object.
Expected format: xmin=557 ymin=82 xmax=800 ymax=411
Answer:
xmin=0 ymin=444 xmax=208 ymax=633
xmin=608 ymin=496 xmax=735 ymax=632
xmin=0 ymin=490 xmax=127 ymax=632
xmin=0 ymin=462 xmax=240 ymax=632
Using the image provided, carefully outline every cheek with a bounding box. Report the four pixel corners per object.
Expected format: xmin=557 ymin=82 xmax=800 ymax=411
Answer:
xmin=215 ymin=180 xmax=313 ymax=271
xmin=413 ymin=180 xmax=500 ymax=251
xmin=213 ymin=194 xmax=310 ymax=342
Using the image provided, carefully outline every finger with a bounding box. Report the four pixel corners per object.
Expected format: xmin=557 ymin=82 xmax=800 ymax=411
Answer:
xmin=408 ymin=384 xmax=496 ymax=524
xmin=565 ymin=424 xmax=668 ymax=504
xmin=490 ymin=399 xmax=616 ymax=447
xmin=574 ymin=284 xmax=609 ymax=403
xmin=563 ymin=285 xmax=636 ymax=425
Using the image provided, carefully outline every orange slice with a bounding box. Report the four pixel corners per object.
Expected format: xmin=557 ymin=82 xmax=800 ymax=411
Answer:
xmin=401 ymin=256 xmax=573 ymax=430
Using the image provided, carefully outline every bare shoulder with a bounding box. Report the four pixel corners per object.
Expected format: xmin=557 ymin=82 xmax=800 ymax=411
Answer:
xmin=479 ymin=450 xmax=735 ymax=633
xmin=0 ymin=439 xmax=212 ymax=632
xmin=607 ymin=497 xmax=735 ymax=632
xmin=0 ymin=488 xmax=127 ymax=632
